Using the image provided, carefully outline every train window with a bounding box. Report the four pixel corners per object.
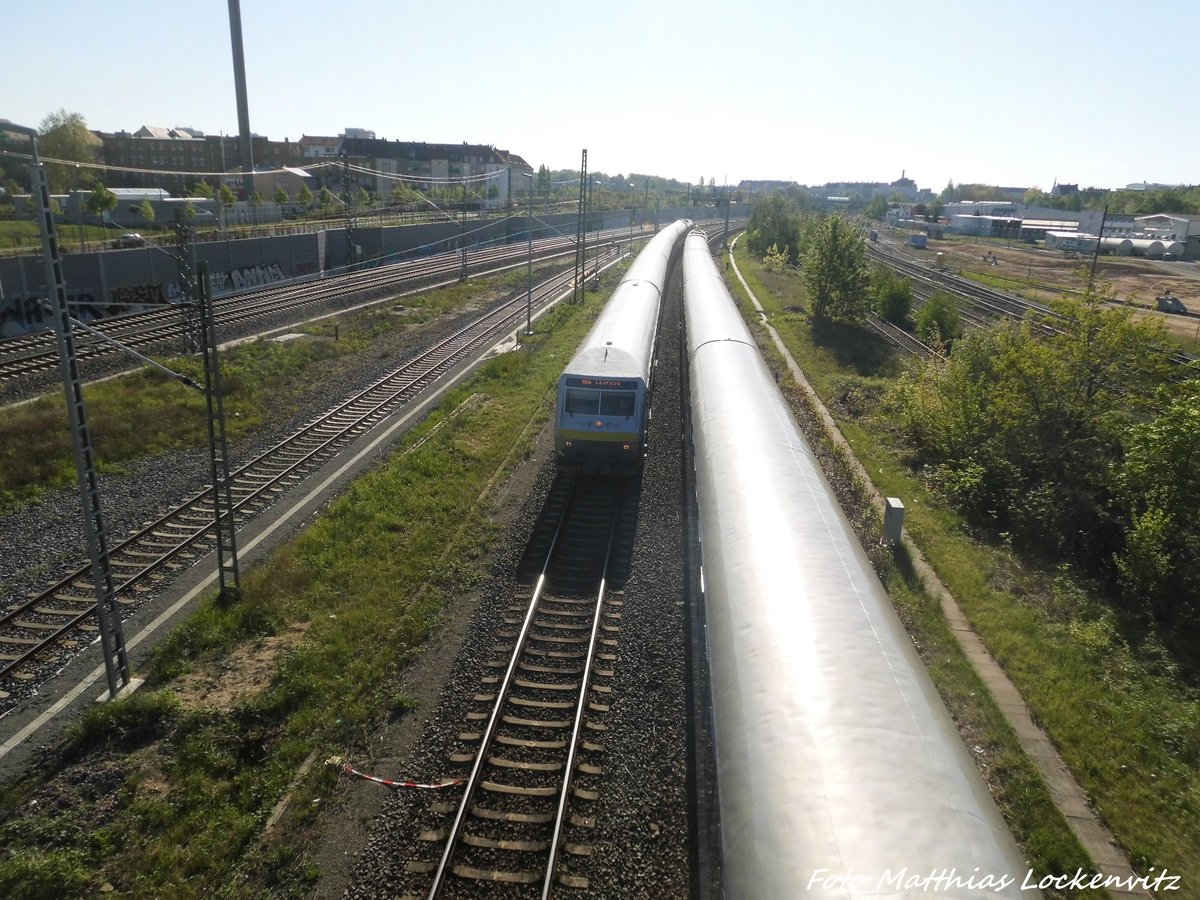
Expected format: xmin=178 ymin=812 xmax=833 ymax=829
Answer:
xmin=565 ymin=389 xmax=600 ymax=415
xmin=600 ymin=391 xmax=636 ymax=417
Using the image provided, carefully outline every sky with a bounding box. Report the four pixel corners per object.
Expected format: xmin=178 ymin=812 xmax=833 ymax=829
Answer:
xmin=5 ymin=0 xmax=1198 ymax=193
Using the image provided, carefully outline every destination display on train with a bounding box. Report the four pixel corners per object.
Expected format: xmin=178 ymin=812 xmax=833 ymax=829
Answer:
xmin=565 ymin=377 xmax=638 ymax=390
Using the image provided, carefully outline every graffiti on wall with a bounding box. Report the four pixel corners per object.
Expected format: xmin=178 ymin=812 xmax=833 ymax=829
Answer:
xmin=0 ymin=283 xmax=182 ymax=338
xmin=209 ymin=261 xmax=288 ymax=295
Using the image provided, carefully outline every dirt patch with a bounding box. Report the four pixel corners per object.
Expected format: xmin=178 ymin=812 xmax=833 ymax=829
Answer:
xmin=172 ymin=622 xmax=310 ymax=711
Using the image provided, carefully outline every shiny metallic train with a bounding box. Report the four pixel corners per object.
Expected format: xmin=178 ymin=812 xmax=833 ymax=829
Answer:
xmin=681 ymin=231 xmax=1034 ymax=899
xmin=553 ymin=218 xmax=692 ymax=473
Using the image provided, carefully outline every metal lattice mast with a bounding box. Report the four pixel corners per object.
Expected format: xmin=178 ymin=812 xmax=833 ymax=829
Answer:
xmin=175 ymin=210 xmax=200 ymax=353
xmin=196 ymin=261 xmax=241 ymax=604
xmin=29 ymin=130 xmax=130 ymax=697
xmin=341 ymin=152 xmax=357 ymax=271
xmin=460 ymin=176 xmax=468 ymax=281
xmin=573 ymin=149 xmax=587 ymax=302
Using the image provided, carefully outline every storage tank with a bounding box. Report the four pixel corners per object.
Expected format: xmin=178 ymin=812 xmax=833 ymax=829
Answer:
xmin=1127 ymin=238 xmax=1164 ymax=258
xmin=1101 ymin=237 xmax=1133 ymax=256
xmin=1163 ymin=241 xmax=1185 ymax=259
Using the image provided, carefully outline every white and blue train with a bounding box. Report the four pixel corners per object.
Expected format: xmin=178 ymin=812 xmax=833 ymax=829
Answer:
xmin=681 ymin=231 xmax=1035 ymax=899
xmin=554 ymin=218 xmax=692 ymax=474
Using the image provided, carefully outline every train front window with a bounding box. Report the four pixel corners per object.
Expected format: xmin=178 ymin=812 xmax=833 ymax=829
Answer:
xmin=600 ymin=391 xmax=636 ymax=417
xmin=565 ymin=388 xmax=600 ymax=415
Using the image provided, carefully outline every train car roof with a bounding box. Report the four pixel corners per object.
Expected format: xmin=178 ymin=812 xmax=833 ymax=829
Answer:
xmin=562 ymin=345 xmax=643 ymax=382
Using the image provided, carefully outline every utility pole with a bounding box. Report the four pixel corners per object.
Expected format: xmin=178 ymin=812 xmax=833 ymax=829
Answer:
xmin=723 ymin=182 xmax=731 ymax=249
xmin=460 ymin=176 xmax=468 ymax=281
xmin=197 ymin=262 xmax=241 ymax=605
xmin=9 ymin=120 xmax=130 ymax=699
xmin=526 ymin=173 xmax=534 ymax=335
xmin=226 ymin=0 xmax=256 ymax=203
xmin=573 ymin=149 xmax=587 ymax=302
xmin=341 ymin=152 xmax=356 ymax=271
xmin=175 ymin=210 xmax=200 ymax=353
xmin=1088 ymin=204 xmax=1108 ymax=289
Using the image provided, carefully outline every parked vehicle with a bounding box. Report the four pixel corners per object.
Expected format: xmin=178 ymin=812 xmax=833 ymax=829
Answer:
xmin=111 ymin=233 xmax=145 ymax=249
xmin=1156 ymin=292 xmax=1187 ymax=314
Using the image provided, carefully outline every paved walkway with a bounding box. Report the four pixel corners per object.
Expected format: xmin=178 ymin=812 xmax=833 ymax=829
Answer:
xmin=726 ymin=241 xmax=1152 ymax=899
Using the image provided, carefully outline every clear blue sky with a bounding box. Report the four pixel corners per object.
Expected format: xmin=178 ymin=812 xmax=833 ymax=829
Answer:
xmin=5 ymin=0 xmax=1197 ymax=192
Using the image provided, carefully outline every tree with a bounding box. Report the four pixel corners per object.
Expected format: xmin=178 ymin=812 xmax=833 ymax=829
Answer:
xmin=297 ymin=184 xmax=313 ymax=209
xmin=864 ymin=196 xmax=888 ymax=220
xmin=86 ymin=183 xmax=117 ymax=220
xmin=939 ymin=179 xmax=957 ymax=202
xmin=890 ymin=276 xmax=1170 ymax=557
xmin=190 ymin=180 xmax=214 ymax=199
xmin=219 ymin=183 xmax=236 ymax=207
xmin=746 ymin=193 xmax=805 ymax=259
xmin=803 ymin=214 xmax=868 ymax=323
xmin=537 ymin=164 xmax=551 ymax=196
xmin=1116 ymin=381 xmax=1200 ymax=623
xmin=184 ymin=201 xmax=197 ymax=220
xmin=915 ymin=291 xmax=961 ymax=344
xmin=872 ymin=267 xmax=912 ymax=325
xmin=927 ymin=198 xmax=945 ymax=220
xmin=318 ymin=186 xmax=334 ymax=210
xmin=274 ymin=186 xmax=290 ymax=205
xmin=250 ymin=190 xmax=264 ymax=208
xmin=37 ymin=109 xmax=99 ymax=193
xmin=137 ymin=198 xmax=155 ymax=223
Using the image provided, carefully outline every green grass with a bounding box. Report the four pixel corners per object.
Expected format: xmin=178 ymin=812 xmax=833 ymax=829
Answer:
xmin=0 ymin=275 xmax=529 ymax=514
xmin=0 ymin=278 xmax=614 ymax=898
xmin=730 ymin=240 xmax=1200 ymax=894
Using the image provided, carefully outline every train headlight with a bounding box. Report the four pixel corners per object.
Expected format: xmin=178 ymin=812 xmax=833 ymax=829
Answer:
xmin=564 ymin=441 xmax=572 ymax=448
xmin=623 ymin=444 xmax=631 ymax=451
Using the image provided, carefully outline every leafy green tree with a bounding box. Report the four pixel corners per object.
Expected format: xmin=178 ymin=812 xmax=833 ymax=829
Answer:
xmin=37 ymin=109 xmax=98 ymax=192
xmin=872 ymin=267 xmax=912 ymax=325
xmin=86 ymin=183 xmax=117 ymax=219
xmin=218 ymin=183 xmax=236 ymax=207
xmin=927 ymin=198 xmax=945 ymax=221
xmin=184 ymin=201 xmax=197 ymax=220
xmin=190 ymin=180 xmax=214 ymax=199
xmin=297 ymin=183 xmax=313 ymax=208
xmin=803 ymin=214 xmax=868 ymax=323
xmin=864 ymin=196 xmax=888 ymax=220
xmin=890 ymin=277 xmax=1169 ymax=556
xmin=318 ymin=187 xmax=334 ymax=210
xmin=250 ymin=190 xmax=264 ymax=208
xmin=137 ymin=198 xmax=155 ymax=223
xmin=537 ymin=164 xmax=551 ymax=196
xmin=1 ymin=178 xmax=19 ymax=204
xmin=355 ymin=186 xmax=370 ymax=209
xmin=763 ymin=243 xmax=792 ymax=272
xmin=915 ymin=291 xmax=961 ymax=344
xmin=273 ymin=186 xmax=289 ymax=205
xmin=1116 ymin=381 xmax=1200 ymax=623
xmin=389 ymin=182 xmax=415 ymax=205
xmin=939 ymin=179 xmax=957 ymax=202
xmin=746 ymin=193 xmax=805 ymax=259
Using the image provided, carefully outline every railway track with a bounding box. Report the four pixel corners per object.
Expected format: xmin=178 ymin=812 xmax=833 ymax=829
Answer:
xmin=0 ymin=231 xmax=629 ymax=387
xmin=0 ymin=252 xmax=621 ymax=709
xmin=869 ymin=238 xmax=1198 ymax=368
xmin=400 ymin=472 xmax=638 ymax=898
